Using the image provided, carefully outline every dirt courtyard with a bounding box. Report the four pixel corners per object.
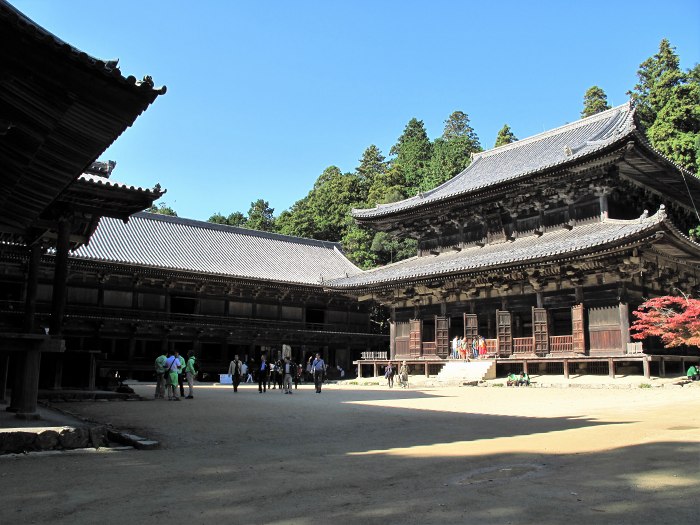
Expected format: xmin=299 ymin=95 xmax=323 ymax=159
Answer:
xmin=1 ymin=381 xmax=698 ymax=525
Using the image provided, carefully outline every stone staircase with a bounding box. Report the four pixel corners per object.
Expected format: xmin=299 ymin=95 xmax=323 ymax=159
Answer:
xmin=435 ymin=360 xmax=496 ymax=386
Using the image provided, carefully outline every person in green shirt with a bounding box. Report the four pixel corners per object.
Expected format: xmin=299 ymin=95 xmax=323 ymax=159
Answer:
xmin=154 ymin=353 xmax=167 ymax=399
xmin=507 ymin=373 xmax=518 ymax=387
xmin=185 ymin=351 xmax=197 ymax=398
xmin=518 ymin=372 xmax=530 ymax=387
xmin=687 ymin=365 xmax=699 ymax=381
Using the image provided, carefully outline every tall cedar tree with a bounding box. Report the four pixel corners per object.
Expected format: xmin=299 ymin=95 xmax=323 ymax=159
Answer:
xmin=424 ymin=111 xmax=481 ymax=192
xmin=581 ymin=86 xmax=611 ymax=118
xmin=390 ymin=118 xmax=432 ymax=194
xmin=494 ymin=124 xmax=518 ymax=147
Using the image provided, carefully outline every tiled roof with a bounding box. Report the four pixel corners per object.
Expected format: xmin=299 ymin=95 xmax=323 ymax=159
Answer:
xmin=77 ymin=173 xmax=163 ymax=195
xmin=326 ymin=211 xmax=676 ymax=289
xmin=0 ymin=1 xmax=166 ymax=94
xmin=72 ymin=212 xmax=361 ymax=286
xmin=353 ymin=103 xmax=636 ymax=219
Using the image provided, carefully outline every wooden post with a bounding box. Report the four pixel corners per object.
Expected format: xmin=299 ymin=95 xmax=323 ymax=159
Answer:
xmin=642 ymin=357 xmax=650 ymax=379
xmin=425 ymin=362 xmax=429 ymax=377
xmin=563 ymin=359 xmax=570 ymax=379
xmin=523 ymin=361 xmax=528 ymax=375
xmin=49 ymin=218 xmax=71 ymax=336
xmin=88 ymin=353 xmax=96 ymax=389
xmin=15 ymin=349 xmax=41 ymax=420
xmin=0 ymin=354 xmax=9 ymax=404
xmin=659 ymin=358 xmax=666 ymax=377
xmin=373 ymin=363 xmax=377 ymax=377
xmin=608 ymin=358 xmax=615 ymax=378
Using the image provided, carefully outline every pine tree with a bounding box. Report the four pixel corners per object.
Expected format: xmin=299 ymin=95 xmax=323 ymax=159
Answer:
xmin=494 ymin=124 xmax=518 ymax=147
xmin=581 ymin=86 xmax=611 ymax=118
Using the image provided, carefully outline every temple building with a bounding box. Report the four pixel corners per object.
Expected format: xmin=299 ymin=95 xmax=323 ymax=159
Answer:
xmin=0 ymin=2 xmax=383 ymax=410
xmin=42 ymin=210 xmax=381 ymax=386
xmin=0 ymin=1 xmax=165 ymax=416
xmin=327 ymin=103 xmax=700 ymax=378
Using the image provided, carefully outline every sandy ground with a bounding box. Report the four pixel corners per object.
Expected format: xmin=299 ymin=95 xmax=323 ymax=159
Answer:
xmin=1 ymin=380 xmax=698 ymax=525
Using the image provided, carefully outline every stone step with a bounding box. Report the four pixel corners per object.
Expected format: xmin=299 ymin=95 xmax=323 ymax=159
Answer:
xmin=436 ymin=360 xmax=496 ymax=383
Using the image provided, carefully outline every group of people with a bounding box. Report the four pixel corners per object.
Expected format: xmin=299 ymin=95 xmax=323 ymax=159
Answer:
xmin=384 ymin=361 xmax=410 ymax=388
xmin=451 ymin=335 xmax=487 ymax=360
xmin=154 ymin=350 xmax=198 ymax=400
xmin=506 ymin=371 xmax=530 ymax=387
xmin=227 ymin=352 xmax=330 ymax=394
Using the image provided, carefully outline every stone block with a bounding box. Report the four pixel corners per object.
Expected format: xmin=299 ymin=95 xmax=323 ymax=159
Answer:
xmin=35 ymin=429 xmax=60 ymax=451
xmin=58 ymin=427 xmax=89 ymax=449
xmin=89 ymin=426 xmax=108 ymax=448
xmin=1 ymin=431 xmax=36 ymax=453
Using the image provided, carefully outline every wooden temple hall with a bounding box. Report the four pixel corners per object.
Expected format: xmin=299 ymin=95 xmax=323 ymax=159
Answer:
xmin=327 ymin=103 xmax=700 ymax=379
xmin=0 ymin=1 xmax=166 ymax=417
xmin=0 ymin=3 xmax=386 ymax=418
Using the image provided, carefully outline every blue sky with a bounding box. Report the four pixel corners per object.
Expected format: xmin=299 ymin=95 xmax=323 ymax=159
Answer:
xmin=11 ymin=0 xmax=700 ymax=222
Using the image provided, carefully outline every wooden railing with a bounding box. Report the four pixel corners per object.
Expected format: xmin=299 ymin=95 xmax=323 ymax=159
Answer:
xmin=513 ymin=337 xmax=534 ymax=354
xmin=422 ymin=341 xmax=437 ymax=356
xmin=549 ymin=335 xmax=574 ymax=353
xmin=485 ymin=339 xmax=498 ymax=356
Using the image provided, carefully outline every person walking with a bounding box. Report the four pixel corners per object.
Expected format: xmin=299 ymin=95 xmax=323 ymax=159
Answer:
xmin=258 ymin=355 xmax=269 ymax=393
xmin=282 ymin=357 xmax=294 ymax=394
xmin=185 ymin=350 xmax=197 ymax=399
xmin=398 ymin=361 xmax=409 ymax=389
xmin=154 ymin=353 xmax=167 ymax=399
xmin=311 ymin=353 xmax=325 ymax=393
xmin=385 ymin=362 xmax=395 ymax=388
xmin=228 ymin=355 xmax=242 ymax=392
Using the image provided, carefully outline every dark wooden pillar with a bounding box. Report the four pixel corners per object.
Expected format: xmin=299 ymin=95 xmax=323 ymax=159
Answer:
xmin=15 ymin=349 xmax=41 ymax=420
xmin=9 ymin=243 xmax=43 ymax=416
xmin=49 ymin=218 xmax=71 ymax=336
xmin=0 ymin=354 xmax=9 ymax=404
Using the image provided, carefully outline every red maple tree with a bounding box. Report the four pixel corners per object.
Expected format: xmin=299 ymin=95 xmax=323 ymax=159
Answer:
xmin=630 ymin=296 xmax=700 ymax=348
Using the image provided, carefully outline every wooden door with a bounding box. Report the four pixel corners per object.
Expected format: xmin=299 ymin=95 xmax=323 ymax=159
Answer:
xmin=588 ymin=305 xmax=623 ymax=355
xmin=496 ymin=310 xmax=512 ymax=356
xmin=409 ymin=319 xmax=422 ymax=357
xmin=532 ymin=307 xmax=549 ymax=355
xmin=435 ymin=316 xmax=449 ymax=358
xmin=571 ymin=304 xmax=585 ymax=354
xmin=463 ymin=313 xmax=478 ymax=347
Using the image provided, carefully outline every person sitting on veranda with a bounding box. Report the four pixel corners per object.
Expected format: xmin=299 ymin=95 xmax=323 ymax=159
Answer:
xmin=517 ymin=371 xmax=530 ymax=387
xmin=506 ymin=372 xmax=518 ymax=387
xmin=687 ymin=364 xmax=700 ymax=381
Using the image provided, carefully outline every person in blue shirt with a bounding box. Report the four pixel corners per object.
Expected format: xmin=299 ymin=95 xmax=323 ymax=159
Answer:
xmin=258 ymin=354 xmax=269 ymax=393
xmin=311 ymin=353 xmax=326 ymax=393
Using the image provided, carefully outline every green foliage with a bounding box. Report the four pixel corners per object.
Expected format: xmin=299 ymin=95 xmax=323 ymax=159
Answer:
xmin=356 ymin=145 xmax=388 ymax=203
xmin=275 ymin=166 xmax=360 ymax=242
xmin=246 ymin=199 xmax=275 ymax=232
xmin=494 ymin=124 xmax=517 ymax=147
xmin=423 ymin=111 xmax=481 ymax=192
xmin=630 ymin=39 xmax=700 ymax=173
xmin=581 ymin=86 xmax=611 ymax=118
xmin=208 ymin=211 xmax=246 ymax=227
xmin=390 ymin=118 xmax=432 ymax=194
xmin=147 ymin=201 xmax=177 ymax=216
